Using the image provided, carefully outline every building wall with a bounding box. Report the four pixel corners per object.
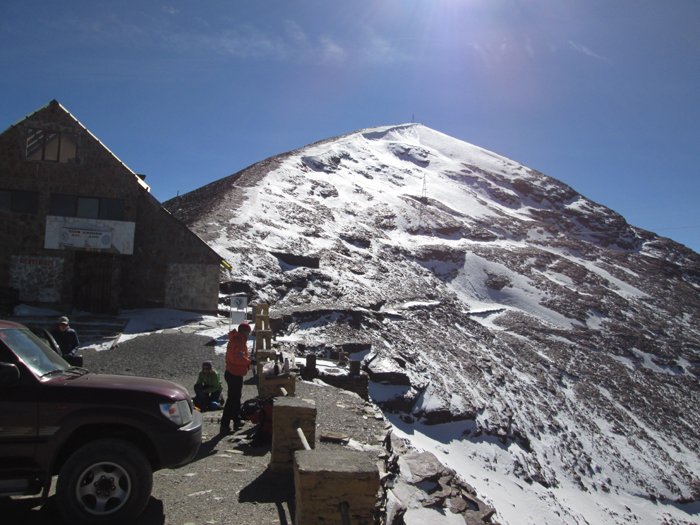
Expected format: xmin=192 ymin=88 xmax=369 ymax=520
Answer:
xmin=0 ymin=101 xmax=222 ymax=314
xmin=165 ymin=263 xmax=220 ymax=312
xmin=118 ymin=189 xmax=222 ymax=312
xmin=9 ymin=255 xmax=64 ymax=303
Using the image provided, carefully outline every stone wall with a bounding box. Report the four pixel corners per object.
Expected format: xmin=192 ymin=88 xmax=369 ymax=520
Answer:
xmin=316 ymin=370 xmax=370 ymax=400
xmin=165 ymin=263 xmax=220 ymax=312
xmin=121 ymin=190 xmax=221 ymax=312
xmin=301 ymin=362 xmax=370 ymax=400
xmin=9 ymin=255 xmax=64 ymax=302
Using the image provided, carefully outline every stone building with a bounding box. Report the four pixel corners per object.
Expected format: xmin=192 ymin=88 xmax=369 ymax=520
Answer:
xmin=0 ymin=100 xmax=225 ymax=315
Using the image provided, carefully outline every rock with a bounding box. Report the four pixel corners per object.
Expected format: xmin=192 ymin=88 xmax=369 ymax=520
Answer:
xmin=320 ymin=431 xmax=349 ymax=444
xmin=404 ymin=506 xmax=468 ymax=524
xmin=391 ymin=480 xmax=427 ymax=509
xmin=448 ymin=496 xmax=468 ymax=514
xmin=366 ymin=357 xmax=412 ymax=385
xmin=385 ymin=489 xmax=407 ymax=525
xmin=402 ymin=451 xmax=451 ymax=483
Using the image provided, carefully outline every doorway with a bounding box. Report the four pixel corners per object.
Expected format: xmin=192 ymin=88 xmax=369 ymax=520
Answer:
xmin=73 ymin=252 xmax=119 ymax=314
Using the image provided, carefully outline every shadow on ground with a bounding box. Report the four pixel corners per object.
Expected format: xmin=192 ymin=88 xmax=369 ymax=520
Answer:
xmin=239 ymin=468 xmax=296 ymax=525
xmin=192 ymin=427 xmax=271 ymax=463
xmin=0 ymin=495 xmax=165 ymax=525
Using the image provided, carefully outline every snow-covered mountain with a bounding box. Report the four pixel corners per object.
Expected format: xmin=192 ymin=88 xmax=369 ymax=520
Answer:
xmin=164 ymin=124 xmax=700 ymax=525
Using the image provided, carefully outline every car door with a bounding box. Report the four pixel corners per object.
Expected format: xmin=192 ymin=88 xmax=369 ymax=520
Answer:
xmin=0 ymin=338 xmax=40 ymax=492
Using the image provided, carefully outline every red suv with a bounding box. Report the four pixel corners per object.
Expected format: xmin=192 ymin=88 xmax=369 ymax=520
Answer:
xmin=0 ymin=320 xmax=202 ymax=524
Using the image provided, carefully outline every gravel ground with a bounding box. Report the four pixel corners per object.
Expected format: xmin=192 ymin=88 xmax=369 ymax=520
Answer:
xmin=3 ymin=331 xmax=391 ymax=525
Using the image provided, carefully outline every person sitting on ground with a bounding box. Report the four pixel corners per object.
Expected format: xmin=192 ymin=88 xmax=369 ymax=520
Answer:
xmin=50 ymin=316 xmax=80 ymax=356
xmin=194 ymin=360 xmax=224 ymax=411
xmin=220 ymin=322 xmax=252 ymax=434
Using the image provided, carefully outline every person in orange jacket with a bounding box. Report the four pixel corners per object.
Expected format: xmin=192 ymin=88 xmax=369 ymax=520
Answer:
xmin=220 ymin=322 xmax=252 ymax=434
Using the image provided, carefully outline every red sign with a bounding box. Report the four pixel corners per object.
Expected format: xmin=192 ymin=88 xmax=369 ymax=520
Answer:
xmin=19 ymin=257 xmax=55 ymax=267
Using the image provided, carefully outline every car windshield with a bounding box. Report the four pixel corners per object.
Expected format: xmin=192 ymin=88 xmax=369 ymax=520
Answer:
xmin=0 ymin=328 xmax=69 ymax=378
xmin=31 ymin=328 xmax=58 ymax=351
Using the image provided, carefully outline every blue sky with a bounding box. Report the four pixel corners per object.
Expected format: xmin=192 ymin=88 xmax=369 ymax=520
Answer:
xmin=2 ymin=0 xmax=699 ymax=253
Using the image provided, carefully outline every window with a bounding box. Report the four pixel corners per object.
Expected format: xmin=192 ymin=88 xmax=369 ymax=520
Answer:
xmin=49 ymin=194 xmax=76 ymax=217
xmin=0 ymin=190 xmax=9 ymax=212
xmin=26 ymin=129 xmax=78 ymax=164
xmin=76 ymin=197 xmax=99 ymax=218
xmin=0 ymin=189 xmax=40 ymax=214
xmin=49 ymin=194 xmax=125 ymax=221
xmin=99 ymin=198 xmax=126 ymax=221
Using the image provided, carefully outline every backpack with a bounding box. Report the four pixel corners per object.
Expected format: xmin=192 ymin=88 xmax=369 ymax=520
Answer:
xmin=240 ymin=397 xmax=264 ymax=419
xmin=239 ymin=396 xmax=274 ymax=445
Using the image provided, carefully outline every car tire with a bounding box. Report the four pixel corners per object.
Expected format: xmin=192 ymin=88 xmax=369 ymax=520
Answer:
xmin=56 ymin=438 xmax=153 ymax=525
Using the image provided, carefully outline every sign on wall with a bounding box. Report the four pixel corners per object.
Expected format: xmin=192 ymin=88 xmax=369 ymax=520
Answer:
xmin=58 ymin=228 xmax=112 ymax=250
xmin=59 ymin=227 xmax=113 ymax=249
xmin=45 ymin=216 xmax=135 ymax=254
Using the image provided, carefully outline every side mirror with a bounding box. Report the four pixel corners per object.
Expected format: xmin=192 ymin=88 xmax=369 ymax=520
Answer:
xmin=0 ymin=363 xmax=20 ymax=385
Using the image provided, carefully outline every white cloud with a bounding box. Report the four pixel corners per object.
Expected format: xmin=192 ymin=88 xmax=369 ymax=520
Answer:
xmin=64 ymin=10 xmax=405 ymax=66
xmin=284 ymin=20 xmax=308 ymax=44
xmin=362 ymin=37 xmax=402 ymax=63
xmin=356 ymin=26 xmax=410 ymax=65
xmin=319 ymin=36 xmax=347 ymax=63
xmin=568 ymin=40 xmax=612 ymax=63
xmin=465 ymin=38 xmax=538 ymax=64
xmin=213 ymin=27 xmax=284 ymax=59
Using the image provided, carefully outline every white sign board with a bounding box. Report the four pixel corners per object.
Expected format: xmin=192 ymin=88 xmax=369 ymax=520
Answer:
xmin=229 ymin=295 xmax=248 ymax=328
xmin=59 ymin=227 xmax=112 ymax=249
xmin=45 ymin=216 xmax=135 ymax=254
xmin=231 ymin=296 xmax=248 ymax=310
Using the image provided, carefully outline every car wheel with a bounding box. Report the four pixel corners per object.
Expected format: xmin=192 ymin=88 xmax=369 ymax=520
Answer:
xmin=56 ymin=438 xmax=153 ymax=524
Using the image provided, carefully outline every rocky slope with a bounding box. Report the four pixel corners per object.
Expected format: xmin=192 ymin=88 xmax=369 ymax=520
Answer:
xmin=164 ymin=124 xmax=700 ymax=524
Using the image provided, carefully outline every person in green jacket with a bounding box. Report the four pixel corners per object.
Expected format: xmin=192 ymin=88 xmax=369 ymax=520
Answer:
xmin=193 ymin=361 xmax=224 ymax=411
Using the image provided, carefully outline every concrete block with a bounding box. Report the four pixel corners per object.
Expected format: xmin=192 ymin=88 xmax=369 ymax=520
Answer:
xmin=294 ymin=449 xmax=380 ymax=525
xmin=259 ymin=373 xmax=296 ymax=399
xmin=269 ymin=397 xmax=316 ymax=472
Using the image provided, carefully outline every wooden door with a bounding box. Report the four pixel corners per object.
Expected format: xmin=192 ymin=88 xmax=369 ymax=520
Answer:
xmin=74 ymin=253 xmax=117 ymax=314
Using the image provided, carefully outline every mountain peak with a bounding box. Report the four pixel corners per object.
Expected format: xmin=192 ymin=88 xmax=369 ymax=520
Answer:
xmin=165 ymin=126 xmax=700 ymax=524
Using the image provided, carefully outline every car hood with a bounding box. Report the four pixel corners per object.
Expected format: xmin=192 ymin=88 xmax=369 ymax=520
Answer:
xmin=58 ymin=373 xmax=189 ymax=401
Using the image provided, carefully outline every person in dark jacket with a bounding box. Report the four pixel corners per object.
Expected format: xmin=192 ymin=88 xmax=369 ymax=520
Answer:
xmin=220 ymin=322 xmax=251 ymax=434
xmin=50 ymin=316 xmax=80 ymax=356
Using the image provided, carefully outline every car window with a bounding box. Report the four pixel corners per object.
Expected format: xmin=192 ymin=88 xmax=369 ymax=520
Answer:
xmin=0 ymin=342 xmax=16 ymax=363
xmin=30 ymin=328 xmax=59 ymax=353
xmin=0 ymin=328 xmax=68 ymax=377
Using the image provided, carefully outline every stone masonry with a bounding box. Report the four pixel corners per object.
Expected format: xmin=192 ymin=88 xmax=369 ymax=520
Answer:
xmin=294 ymin=449 xmax=380 ymax=525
